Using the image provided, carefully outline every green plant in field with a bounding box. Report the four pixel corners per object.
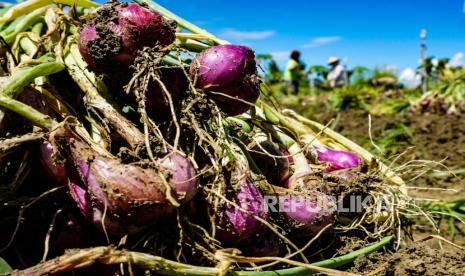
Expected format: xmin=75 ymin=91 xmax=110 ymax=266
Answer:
xmin=308 ymin=65 xmax=329 ymax=80
xmin=413 ymin=66 xmax=465 ymax=114
xmin=371 ymin=67 xmax=398 ymax=81
xmin=370 ymin=98 xmax=411 ymax=115
xmin=256 ymin=54 xmax=282 ymax=84
xmin=439 ymin=67 xmax=465 ymax=100
xmin=349 ymin=66 xmax=370 ymax=87
xmin=421 ymin=56 xmax=449 ymax=87
xmin=277 ymin=94 xmax=317 ymax=118
xmin=327 ymin=86 xmax=379 ymax=110
xmin=366 ymin=123 xmax=413 ymax=156
xmin=422 ymin=198 xmax=465 ymax=241
xmin=440 ymin=69 xmax=465 ymax=114
xmin=348 ymin=66 xmax=399 ymax=89
xmin=307 ymin=65 xmax=329 ymax=90
xmin=262 ymin=82 xmax=287 ymax=97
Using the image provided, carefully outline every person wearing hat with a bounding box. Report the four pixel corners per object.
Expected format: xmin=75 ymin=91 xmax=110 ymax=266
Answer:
xmin=283 ymin=50 xmax=304 ymax=94
xmin=326 ymin=56 xmax=346 ymax=88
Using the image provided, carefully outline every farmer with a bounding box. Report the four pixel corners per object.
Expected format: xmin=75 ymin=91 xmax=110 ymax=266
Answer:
xmin=283 ymin=50 xmax=304 ymax=94
xmin=326 ymin=56 xmax=346 ymax=88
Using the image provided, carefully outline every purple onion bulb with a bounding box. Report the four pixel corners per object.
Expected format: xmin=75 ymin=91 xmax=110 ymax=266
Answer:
xmin=316 ymin=146 xmax=361 ymax=173
xmin=278 ymin=192 xmax=336 ymax=236
xmin=216 ymin=175 xmax=268 ymax=245
xmin=53 ymin=127 xmax=198 ymax=235
xmin=249 ymin=138 xmax=290 ymax=186
xmin=39 ymin=143 xmax=66 ymax=181
xmin=189 ymin=45 xmax=260 ymax=116
xmin=158 ymin=151 xmax=198 ymax=203
xmin=78 ymin=3 xmax=175 ymax=73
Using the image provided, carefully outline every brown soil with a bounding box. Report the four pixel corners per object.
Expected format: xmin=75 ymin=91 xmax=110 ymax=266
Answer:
xmin=315 ymin=110 xmax=465 ymax=200
xmin=351 ymin=242 xmax=465 ymax=275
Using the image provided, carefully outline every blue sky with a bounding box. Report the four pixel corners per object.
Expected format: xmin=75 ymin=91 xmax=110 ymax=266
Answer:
xmin=156 ymin=0 xmax=465 ymax=72
xmin=4 ymin=0 xmax=464 ymax=73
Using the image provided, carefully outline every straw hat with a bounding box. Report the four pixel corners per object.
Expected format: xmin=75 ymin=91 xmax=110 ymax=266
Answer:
xmin=327 ymin=56 xmax=340 ymax=65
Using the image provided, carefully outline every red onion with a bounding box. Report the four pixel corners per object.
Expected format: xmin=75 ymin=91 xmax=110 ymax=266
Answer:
xmin=315 ymin=146 xmax=361 ymax=173
xmin=215 ymin=174 xmax=268 ymax=245
xmin=420 ymin=97 xmax=430 ymax=108
xmin=446 ymin=105 xmax=457 ymax=116
xmin=48 ymin=211 xmax=102 ymax=258
xmin=158 ymin=151 xmax=198 ymax=202
xmin=248 ymin=137 xmax=290 ymax=186
xmin=0 ymin=86 xmax=56 ymax=135
xmin=279 ymin=192 xmax=336 ymax=236
xmin=52 ymin=126 xmax=198 ymax=235
xmin=16 ymin=87 xmax=55 ymax=116
xmin=281 ymin=147 xmax=294 ymax=166
xmin=125 ymin=67 xmax=188 ymax=122
xmin=12 ymin=87 xmax=67 ymax=181
xmin=78 ymin=25 xmax=100 ymax=70
xmin=276 ymin=141 xmax=336 ymax=236
xmin=39 ymin=143 xmax=66 ymax=181
xmin=78 ymin=3 xmax=175 ymax=73
xmin=189 ymin=45 xmax=260 ymax=116
xmin=115 ymin=3 xmax=175 ymax=46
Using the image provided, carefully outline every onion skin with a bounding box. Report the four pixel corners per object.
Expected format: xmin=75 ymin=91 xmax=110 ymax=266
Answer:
xmin=249 ymin=139 xmax=290 ymax=186
xmin=115 ymin=3 xmax=175 ymax=47
xmin=216 ymin=175 xmax=268 ymax=245
xmin=16 ymin=87 xmax=55 ymax=117
xmin=78 ymin=3 xmax=175 ymax=73
xmin=281 ymin=147 xmax=294 ymax=166
xmin=67 ymin=150 xmax=175 ymax=235
xmin=23 ymin=90 xmax=66 ymax=181
xmin=125 ymin=67 xmax=188 ymax=122
xmin=189 ymin=45 xmax=260 ymax=116
xmin=193 ymin=45 xmax=254 ymax=87
xmin=315 ymin=146 xmax=361 ymax=173
xmin=279 ymin=192 xmax=336 ymax=237
xmin=78 ymin=25 xmax=99 ymax=70
xmin=52 ymin=126 xmax=198 ymax=235
xmin=1 ymin=86 xmax=55 ymax=136
xmin=48 ymin=211 xmax=102 ymax=258
xmin=39 ymin=143 xmax=66 ymax=181
xmin=285 ymin=171 xmax=332 ymax=195
xmin=158 ymin=151 xmax=198 ymax=203
xmin=0 ymin=87 xmax=66 ymax=185
xmin=13 ymin=87 xmax=67 ymax=181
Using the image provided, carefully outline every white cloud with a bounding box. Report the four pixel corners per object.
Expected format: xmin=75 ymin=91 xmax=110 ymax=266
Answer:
xmin=270 ymin=51 xmax=290 ymax=61
xmin=448 ymin=52 xmax=465 ymax=67
xmin=219 ymin=28 xmax=276 ymax=41
xmin=384 ymin=64 xmax=399 ymax=74
xmin=399 ymin=68 xmax=421 ymax=88
xmin=302 ymin=36 xmax=342 ymax=48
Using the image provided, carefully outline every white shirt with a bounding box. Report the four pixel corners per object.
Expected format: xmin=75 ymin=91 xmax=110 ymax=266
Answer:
xmin=327 ymin=64 xmax=346 ymax=87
